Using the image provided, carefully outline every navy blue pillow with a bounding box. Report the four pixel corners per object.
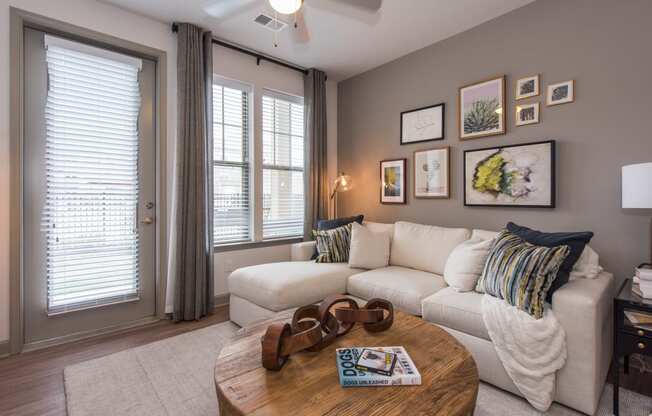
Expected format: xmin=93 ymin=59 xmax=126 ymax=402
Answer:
xmin=311 ymin=215 xmax=364 ymax=260
xmin=506 ymin=222 xmax=593 ymax=302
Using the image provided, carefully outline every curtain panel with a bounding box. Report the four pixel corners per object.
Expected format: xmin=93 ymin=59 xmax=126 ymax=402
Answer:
xmin=172 ymin=23 xmax=214 ymax=321
xmin=304 ymin=68 xmax=329 ymax=237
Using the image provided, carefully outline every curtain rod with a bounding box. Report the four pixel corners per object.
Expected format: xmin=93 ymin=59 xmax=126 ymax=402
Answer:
xmin=171 ymin=23 xmax=325 ymax=79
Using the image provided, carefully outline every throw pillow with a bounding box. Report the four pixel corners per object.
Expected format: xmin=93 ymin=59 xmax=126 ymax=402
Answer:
xmin=570 ymin=245 xmax=603 ymax=279
xmin=444 ymin=237 xmax=494 ymax=292
xmin=506 ymin=222 xmax=593 ymax=301
xmin=313 ymin=223 xmax=353 ymax=263
xmin=312 ymin=215 xmax=364 ymax=259
xmin=476 ymin=230 xmax=570 ymax=319
xmin=348 ymin=222 xmax=390 ymax=269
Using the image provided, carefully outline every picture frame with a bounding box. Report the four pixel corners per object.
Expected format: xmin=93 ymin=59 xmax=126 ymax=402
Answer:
xmin=515 ymin=75 xmax=539 ymax=100
xmin=515 ymin=103 xmax=540 ymax=126
xmin=414 ymin=147 xmax=450 ymax=199
xmin=463 ymin=140 xmax=556 ymax=208
xmin=380 ymin=158 xmax=407 ymax=204
xmin=459 ymin=75 xmax=506 ymax=140
xmin=547 ymin=80 xmax=574 ymax=106
xmin=400 ymin=103 xmax=445 ymax=145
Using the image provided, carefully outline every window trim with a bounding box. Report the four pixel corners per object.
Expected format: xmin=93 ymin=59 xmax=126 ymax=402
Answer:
xmin=212 ymin=75 xmax=254 ymax=246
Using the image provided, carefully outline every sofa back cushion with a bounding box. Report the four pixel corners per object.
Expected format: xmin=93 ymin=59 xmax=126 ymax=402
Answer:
xmin=390 ymin=221 xmax=471 ymax=275
xmin=471 ymin=229 xmax=499 ymax=241
xmin=348 ymin=222 xmax=390 ymax=269
xmin=363 ymin=221 xmax=395 ymax=242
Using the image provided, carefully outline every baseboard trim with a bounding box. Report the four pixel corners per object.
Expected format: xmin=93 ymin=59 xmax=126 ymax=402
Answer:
xmin=0 ymin=340 xmax=9 ymax=359
xmin=215 ymin=294 xmax=229 ymax=307
xmin=21 ymin=316 xmax=161 ymax=353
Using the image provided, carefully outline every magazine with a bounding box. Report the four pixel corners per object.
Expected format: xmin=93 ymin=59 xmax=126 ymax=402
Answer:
xmin=355 ymin=348 xmax=397 ymax=376
xmin=336 ymin=346 xmax=421 ymax=387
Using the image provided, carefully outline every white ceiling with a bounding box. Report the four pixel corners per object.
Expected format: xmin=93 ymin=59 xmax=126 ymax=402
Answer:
xmin=102 ymin=0 xmax=534 ymax=81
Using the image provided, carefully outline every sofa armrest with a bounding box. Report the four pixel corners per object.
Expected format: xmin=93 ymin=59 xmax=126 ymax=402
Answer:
xmin=291 ymin=241 xmax=316 ymax=261
xmin=552 ymin=271 xmax=615 ymax=414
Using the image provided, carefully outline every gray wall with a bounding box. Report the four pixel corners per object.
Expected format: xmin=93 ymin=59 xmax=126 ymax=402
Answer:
xmin=338 ymin=0 xmax=652 ymax=282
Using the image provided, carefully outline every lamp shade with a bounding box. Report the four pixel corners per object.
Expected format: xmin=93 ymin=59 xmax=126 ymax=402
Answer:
xmin=334 ymin=174 xmax=353 ymax=192
xmin=622 ymin=162 xmax=652 ymax=208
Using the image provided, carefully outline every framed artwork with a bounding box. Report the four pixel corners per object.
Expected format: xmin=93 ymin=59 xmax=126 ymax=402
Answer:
xmin=380 ymin=158 xmax=407 ymax=204
xmin=515 ymin=75 xmax=539 ymax=100
xmin=515 ymin=103 xmax=540 ymax=126
xmin=547 ymin=80 xmax=574 ymax=106
xmin=400 ymin=103 xmax=445 ymax=145
xmin=463 ymin=140 xmax=555 ymax=208
xmin=414 ymin=147 xmax=449 ymax=198
xmin=459 ymin=75 xmax=506 ymax=140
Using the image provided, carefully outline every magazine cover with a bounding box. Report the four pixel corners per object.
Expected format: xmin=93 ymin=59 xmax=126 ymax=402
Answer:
xmin=355 ymin=348 xmax=397 ymax=376
xmin=336 ymin=346 xmax=421 ymax=387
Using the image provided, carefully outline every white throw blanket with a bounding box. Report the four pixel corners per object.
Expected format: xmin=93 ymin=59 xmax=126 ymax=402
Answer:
xmin=481 ymin=295 xmax=567 ymax=412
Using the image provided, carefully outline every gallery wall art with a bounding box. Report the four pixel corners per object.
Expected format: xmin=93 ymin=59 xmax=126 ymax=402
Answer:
xmin=515 ymin=103 xmax=540 ymax=126
xmin=547 ymin=80 xmax=574 ymax=106
xmin=515 ymin=75 xmax=540 ymax=100
xmin=400 ymin=103 xmax=445 ymax=144
xmin=380 ymin=159 xmax=407 ymax=204
xmin=463 ymin=140 xmax=555 ymax=208
xmin=459 ymin=75 xmax=506 ymax=140
xmin=414 ymin=147 xmax=449 ymax=198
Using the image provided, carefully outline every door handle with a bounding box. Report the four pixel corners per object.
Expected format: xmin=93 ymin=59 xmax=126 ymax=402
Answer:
xmin=141 ymin=217 xmax=154 ymax=225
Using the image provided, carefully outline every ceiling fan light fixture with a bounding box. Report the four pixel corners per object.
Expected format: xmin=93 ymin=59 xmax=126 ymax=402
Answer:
xmin=269 ymin=0 xmax=303 ymax=15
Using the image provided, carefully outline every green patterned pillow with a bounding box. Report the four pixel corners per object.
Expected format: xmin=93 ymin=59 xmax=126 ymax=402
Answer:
xmin=312 ymin=223 xmax=352 ymax=263
xmin=475 ymin=230 xmax=570 ymax=319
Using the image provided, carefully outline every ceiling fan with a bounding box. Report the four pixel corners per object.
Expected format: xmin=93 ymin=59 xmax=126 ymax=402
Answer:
xmin=202 ymin=0 xmax=382 ymax=46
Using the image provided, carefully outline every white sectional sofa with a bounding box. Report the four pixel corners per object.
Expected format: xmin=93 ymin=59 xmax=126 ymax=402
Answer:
xmin=228 ymin=221 xmax=614 ymax=415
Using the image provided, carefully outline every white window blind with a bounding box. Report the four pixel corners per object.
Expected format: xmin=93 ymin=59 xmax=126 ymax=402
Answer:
xmin=213 ymin=78 xmax=252 ymax=244
xmin=262 ymin=91 xmax=305 ymax=239
xmin=43 ymin=36 xmax=142 ymax=314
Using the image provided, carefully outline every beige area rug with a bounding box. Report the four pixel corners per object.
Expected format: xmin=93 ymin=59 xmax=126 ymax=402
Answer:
xmin=65 ymin=322 xmax=652 ymax=416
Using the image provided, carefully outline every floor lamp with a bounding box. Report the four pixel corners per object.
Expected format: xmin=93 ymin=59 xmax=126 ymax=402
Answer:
xmin=622 ymin=162 xmax=652 ymax=264
xmin=329 ymin=173 xmax=353 ymax=219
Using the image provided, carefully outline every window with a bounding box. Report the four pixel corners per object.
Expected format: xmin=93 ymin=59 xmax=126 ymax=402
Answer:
xmin=42 ymin=36 xmax=142 ymax=313
xmin=262 ymin=91 xmax=305 ymax=239
xmin=212 ymin=78 xmax=252 ymax=244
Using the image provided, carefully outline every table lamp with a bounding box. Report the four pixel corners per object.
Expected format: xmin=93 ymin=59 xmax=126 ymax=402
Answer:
xmin=622 ymin=162 xmax=652 ymax=263
xmin=329 ymin=173 xmax=353 ymax=219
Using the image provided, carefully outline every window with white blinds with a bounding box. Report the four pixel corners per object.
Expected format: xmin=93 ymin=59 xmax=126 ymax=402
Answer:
xmin=43 ymin=36 xmax=142 ymax=314
xmin=262 ymin=91 xmax=305 ymax=239
xmin=213 ymin=78 xmax=252 ymax=244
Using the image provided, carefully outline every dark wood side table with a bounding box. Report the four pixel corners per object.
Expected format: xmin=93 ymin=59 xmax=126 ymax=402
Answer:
xmin=613 ymin=279 xmax=652 ymax=415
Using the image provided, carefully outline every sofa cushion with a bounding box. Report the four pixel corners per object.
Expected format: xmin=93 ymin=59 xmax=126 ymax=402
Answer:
xmin=390 ymin=221 xmax=471 ymax=275
xmin=363 ymin=221 xmax=395 ymax=242
xmin=471 ymin=229 xmax=499 ymax=241
xmin=444 ymin=237 xmax=493 ymax=292
xmin=228 ymin=261 xmax=361 ymax=311
xmin=346 ymin=266 xmax=446 ymax=315
xmin=348 ymin=222 xmax=390 ymax=269
xmin=422 ymin=287 xmax=490 ymax=341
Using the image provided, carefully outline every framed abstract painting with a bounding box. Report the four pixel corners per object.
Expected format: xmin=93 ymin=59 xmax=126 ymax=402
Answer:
xmin=459 ymin=75 xmax=506 ymax=140
xmin=414 ymin=147 xmax=449 ymax=198
xmin=380 ymin=158 xmax=407 ymax=204
xmin=463 ymin=140 xmax=555 ymax=208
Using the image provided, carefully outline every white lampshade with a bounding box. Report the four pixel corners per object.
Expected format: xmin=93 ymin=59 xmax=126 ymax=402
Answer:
xmin=622 ymin=163 xmax=652 ymax=208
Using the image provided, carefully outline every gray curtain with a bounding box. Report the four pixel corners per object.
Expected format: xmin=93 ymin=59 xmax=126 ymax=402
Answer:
xmin=173 ymin=23 xmax=214 ymax=321
xmin=304 ymin=68 xmax=329 ymax=237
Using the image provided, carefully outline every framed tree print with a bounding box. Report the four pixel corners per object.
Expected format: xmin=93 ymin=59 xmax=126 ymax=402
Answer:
xmin=400 ymin=103 xmax=445 ymax=145
xmin=380 ymin=158 xmax=407 ymax=204
xmin=414 ymin=147 xmax=449 ymax=198
xmin=459 ymin=75 xmax=506 ymax=140
xmin=463 ymin=140 xmax=555 ymax=208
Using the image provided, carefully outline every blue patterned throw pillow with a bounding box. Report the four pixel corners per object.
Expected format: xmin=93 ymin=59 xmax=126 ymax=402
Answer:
xmin=475 ymin=230 xmax=570 ymax=319
xmin=312 ymin=223 xmax=353 ymax=263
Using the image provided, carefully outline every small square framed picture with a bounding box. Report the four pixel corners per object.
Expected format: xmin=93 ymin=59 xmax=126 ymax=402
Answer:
xmin=515 ymin=75 xmax=539 ymax=100
xmin=380 ymin=158 xmax=407 ymax=204
xmin=547 ymin=80 xmax=574 ymax=106
xmin=414 ymin=147 xmax=450 ymax=198
xmin=515 ymin=103 xmax=540 ymax=126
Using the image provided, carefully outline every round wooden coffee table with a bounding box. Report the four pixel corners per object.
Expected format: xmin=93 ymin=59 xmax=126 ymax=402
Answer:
xmin=214 ymin=310 xmax=478 ymax=416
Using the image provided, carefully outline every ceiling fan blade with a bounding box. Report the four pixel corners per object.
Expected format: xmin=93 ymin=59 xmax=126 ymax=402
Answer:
xmin=327 ymin=0 xmax=382 ymax=12
xmin=201 ymin=0 xmax=261 ymax=19
xmin=290 ymin=8 xmax=310 ymax=43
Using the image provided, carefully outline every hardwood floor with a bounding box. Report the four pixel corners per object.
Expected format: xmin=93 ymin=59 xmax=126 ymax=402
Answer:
xmin=1 ymin=307 xmax=650 ymax=416
xmin=0 ymin=306 xmax=230 ymax=416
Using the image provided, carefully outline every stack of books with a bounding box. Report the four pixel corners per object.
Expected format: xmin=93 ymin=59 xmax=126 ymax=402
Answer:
xmin=335 ymin=346 xmax=421 ymax=387
xmin=633 ymin=267 xmax=652 ymax=299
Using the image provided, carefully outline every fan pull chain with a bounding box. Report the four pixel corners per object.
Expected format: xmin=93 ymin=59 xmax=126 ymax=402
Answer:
xmin=274 ymin=11 xmax=279 ymax=47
